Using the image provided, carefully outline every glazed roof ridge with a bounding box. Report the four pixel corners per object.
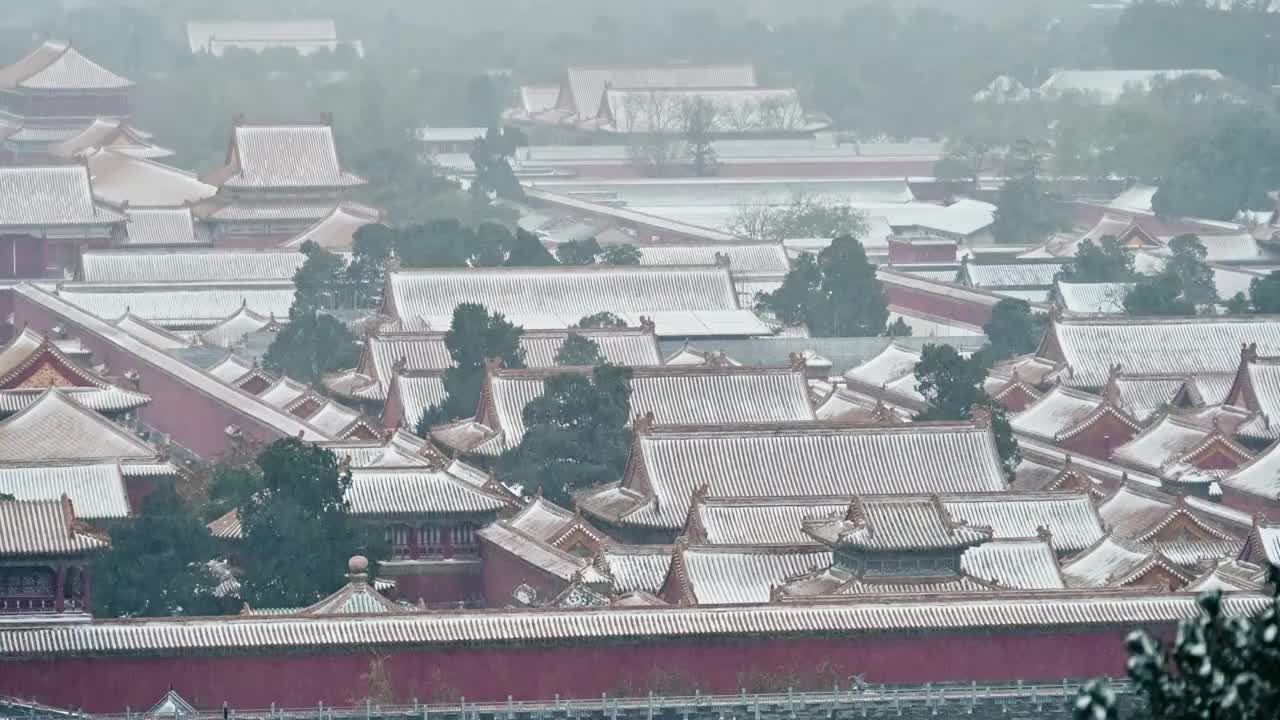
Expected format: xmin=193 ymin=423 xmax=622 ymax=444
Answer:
xmin=635 ymin=418 xmax=987 ymax=436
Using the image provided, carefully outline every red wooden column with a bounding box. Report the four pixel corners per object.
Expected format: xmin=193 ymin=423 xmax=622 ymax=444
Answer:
xmin=442 ymin=525 xmax=455 ymax=560
xmin=81 ymin=565 xmax=93 ymax=614
xmin=53 ymin=564 xmax=66 ymax=613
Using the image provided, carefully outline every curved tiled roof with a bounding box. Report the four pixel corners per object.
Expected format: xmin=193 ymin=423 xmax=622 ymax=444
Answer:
xmin=1041 ymin=315 xmax=1280 ymax=390
xmin=81 ymin=249 xmax=306 ymax=285
xmin=385 ymin=266 xmax=767 ymax=337
xmin=345 ymin=467 xmax=511 ymax=515
xmin=217 ymin=124 xmax=365 ymax=190
xmin=635 ymin=244 xmax=790 ymax=275
xmin=0 ymin=389 xmax=158 ymax=463
xmin=0 ymin=41 xmax=132 ymax=90
xmin=0 ymin=496 xmax=109 ymax=557
xmin=961 ymin=540 xmax=1065 ymax=590
xmin=580 ymin=421 xmax=1008 ymax=530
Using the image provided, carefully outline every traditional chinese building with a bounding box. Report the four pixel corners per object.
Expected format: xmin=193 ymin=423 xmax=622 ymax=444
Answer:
xmin=577 ymin=420 xmax=1010 ymax=543
xmin=382 ymin=265 xmax=770 ymax=338
xmin=0 ymin=41 xmax=133 ymax=163
xmin=197 ymin=117 xmax=369 ymax=246
xmin=0 ymin=165 xmax=123 ymax=277
xmin=0 ymin=496 xmax=107 ymax=615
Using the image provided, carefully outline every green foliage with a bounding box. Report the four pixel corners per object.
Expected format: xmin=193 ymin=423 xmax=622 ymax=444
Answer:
xmin=206 ymin=464 xmax=262 ymax=522
xmin=1249 ymin=272 xmax=1280 ymax=314
xmin=915 ymin=344 xmax=1019 ymax=474
xmin=728 ymin=194 xmax=867 ymax=243
xmin=1075 ymin=581 xmax=1280 ymax=720
xmin=418 ymin=304 xmax=526 ymax=428
xmin=576 ymin=311 xmax=629 ymax=329
xmin=293 ymin=241 xmax=352 ymax=311
xmin=757 ymin=235 xmax=888 ymax=337
xmin=600 ymin=244 xmax=642 ymax=265
xmin=365 ymin=220 xmax=553 ymax=269
xmin=238 ymin=438 xmax=386 ymax=608
xmin=556 ymin=239 xmax=605 ymax=266
xmin=1153 ymin=109 xmax=1280 ymax=221
xmin=93 ymin=483 xmax=219 ymax=618
xmin=1122 ymin=235 xmax=1215 ymax=316
xmin=983 ymin=298 xmax=1044 ymax=362
xmin=263 ymin=307 xmax=359 ymax=385
xmin=885 ymin=317 xmax=913 ymax=338
xmin=683 ymin=96 xmax=719 ymax=177
xmin=1057 ymin=237 xmax=1138 ymax=283
xmin=1124 ymin=274 xmax=1196 ymax=317
xmin=1164 ymin=235 xmax=1217 ymax=308
xmin=470 ymin=126 xmax=527 ymax=201
xmin=991 ymin=140 xmax=1064 ymax=244
xmin=556 ymin=239 xmax=642 ymax=266
xmin=555 ymin=333 xmax=605 ymax=366
xmin=1226 ymin=292 xmax=1252 ymax=315
xmin=498 ymin=365 xmax=633 ymax=505
xmin=0 ymin=492 xmax=12 ymax=501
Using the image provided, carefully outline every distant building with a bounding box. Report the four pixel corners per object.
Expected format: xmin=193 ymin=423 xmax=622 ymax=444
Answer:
xmin=0 ymin=496 xmax=107 ymax=616
xmin=186 ymin=20 xmax=362 ymax=58
xmin=1039 ymin=69 xmax=1223 ymax=103
xmin=507 ymin=64 xmax=828 ymax=137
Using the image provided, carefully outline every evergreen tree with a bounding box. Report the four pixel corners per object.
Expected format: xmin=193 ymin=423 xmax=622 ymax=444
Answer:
xmin=238 ymin=438 xmax=386 ymax=608
xmin=262 ymin=306 xmax=359 ymax=384
xmin=93 ymin=484 xmax=219 ymax=618
xmin=469 ymin=126 xmax=526 ymax=201
xmin=1249 ymin=272 xmax=1280 ymax=313
xmin=983 ymin=298 xmax=1044 ymax=362
xmin=1058 ymin=237 xmax=1138 ymax=283
xmin=600 ymin=244 xmax=642 ymax=265
xmin=915 ymin=344 xmax=1019 ymax=474
xmin=556 ymin=238 xmax=604 ymax=266
xmin=885 ymin=317 xmax=913 ymax=337
xmin=555 ymin=333 xmax=605 ymax=366
xmin=1124 ymin=274 xmax=1196 ymax=317
xmin=576 ymin=311 xmax=628 ymax=329
xmin=1164 ymin=234 xmax=1217 ymax=309
xmin=1075 ymin=580 xmax=1280 ymax=720
xmin=758 ymin=235 xmax=888 ymax=336
xmin=292 ymin=241 xmax=350 ymax=310
xmin=991 ymin=140 xmax=1065 ymax=244
xmin=418 ymin=304 xmax=525 ymax=429
xmin=498 ymin=365 xmax=633 ymax=504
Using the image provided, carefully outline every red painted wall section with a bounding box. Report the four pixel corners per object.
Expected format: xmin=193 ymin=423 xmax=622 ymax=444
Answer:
xmin=887 ymin=240 xmax=957 ymax=264
xmin=388 ymin=565 xmax=484 ymax=605
xmin=0 ymin=624 xmax=1148 ymax=712
xmin=880 ymin=283 xmax=994 ymax=328
xmin=11 ymin=293 xmax=288 ymax=459
xmin=480 ymin=538 xmax=569 ymax=607
xmin=1058 ymin=414 xmax=1140 ymax=460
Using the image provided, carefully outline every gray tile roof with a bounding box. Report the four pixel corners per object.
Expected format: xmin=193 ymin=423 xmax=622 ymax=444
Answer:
xmin=802 ymin=495 xmax=991 ymax=551
xmin=0 ymin=496 xmax=108 ymax=557
xmin=0 ymin=166 xmax=123 ymax=227
xmin=385 ymin=266 xmax=768 ymax=337
xmin=563 ymin=64 xmax=757 ymax=118
xmin=54 ymin=282 xmax=295 ymax=328
xmin=81 ymin=249 xmax=306 ymax=284
xmin=0 ymin=41 xmax=132 ymax=90
xmin=346 ymin=467 xmax=511 ymax=516
xmin=1041 ymin=315 xmax=1280 ymax=390
xmin=0 ymin=462 xmax=143 ymax=519
xmin=579 ymin=421 xmax=1009 ymax=529
xmin=0 ymin=592 xmax=1270 ymax=656
xmin=220 ymin=124 xmax=364 ymax=190
xmin=120 ymin=208 xmax=211 ymax=247
xmin=0 ymin=389 xmax=159 ymax=463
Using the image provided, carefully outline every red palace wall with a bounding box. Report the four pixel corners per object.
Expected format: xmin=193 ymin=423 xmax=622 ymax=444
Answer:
xmin=12 ymin=293 xmax=290 ymax=459
xmin=480 ymin=538 xmax=570 ymax=606
xmin=880 ymin=283 xmax=994 ymax=328
xmin=887 ymin=240 xmax=957 ymax=264
xmin=0 ymin=624 xmax=1145 ymax=712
